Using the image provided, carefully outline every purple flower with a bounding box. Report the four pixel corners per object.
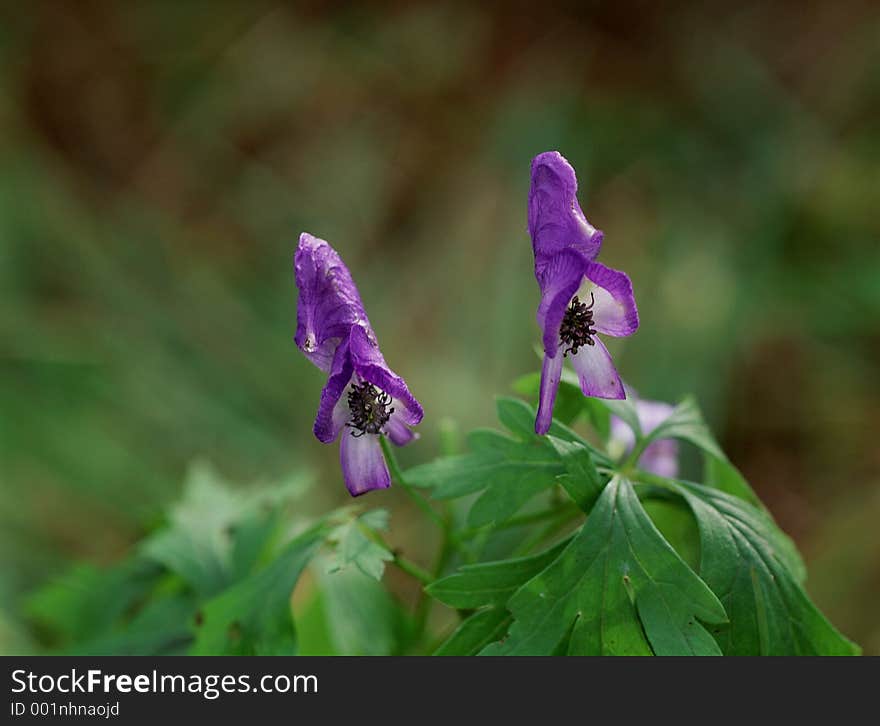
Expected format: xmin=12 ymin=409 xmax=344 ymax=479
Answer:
xmin=294 ymin=232 xmax=374 ymax=372
xmin=529 ymin=151 xmax=639 ymax=435
xmin=294 ymin=233 xmax=423 ymax=497
xmin=609 ymin=399 xmax=679 ymax=478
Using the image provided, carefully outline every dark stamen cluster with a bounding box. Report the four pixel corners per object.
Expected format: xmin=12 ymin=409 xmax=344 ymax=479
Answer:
xmin=559 ymin=293 xmax=596 ymax=356
xmin=346 ymin=381 xmax=394 ymax=437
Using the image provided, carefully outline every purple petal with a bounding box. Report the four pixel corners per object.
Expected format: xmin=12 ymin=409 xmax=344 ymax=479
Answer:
xmin=386 ymin=410 xmax=418 ymax=446
xmin=535 ymin=351 xmax=564 ymax=435
xmin=294 ymin=233 xmax=374 ymax=372
xmin=609 ymin=399 xmax=679 ymax=477
xmin=632 ymin=400 xmax=678 ymax=477
xmin=640 ymin=439 xmax=679 ymax=478
xmin=529 ymin=151 xmax=603 ymax=276
xmin=340 ymin=432 xmax=391 ymax=497
xmin=313 ymin=338 xmax=354 ymax=443
xmin=569 ymin=337 xmax=625 ymax=399
xmin=536 ymin=248 xmax=589 ymax=357
xmin=636 ymin=400 xmax=676 ymax=432
xmin=581 ymin=261 xmax=639 ymax=338
xmin=348 ymin=325 xmax=423 ymax=426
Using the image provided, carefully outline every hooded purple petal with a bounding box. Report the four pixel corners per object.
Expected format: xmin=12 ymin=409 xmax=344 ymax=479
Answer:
xmin=348 ymin=325 xmax=424 ymax=426
xmin=313 ymin=337 xmax=354 ymax=443
xmin=294 ymin=232 xmax=374 ymax=372
xmin=529 ymin=151 xmax=603 ymax=277
xmin=569 ymin=337 xmax=625 ymax=399
xmin=340 ymin=431 xmax=391 ymax=496
xmin=582 ymin=261 xmax=639 ymax=338
xmin=536 ymin=248 xmax=589 ymax=357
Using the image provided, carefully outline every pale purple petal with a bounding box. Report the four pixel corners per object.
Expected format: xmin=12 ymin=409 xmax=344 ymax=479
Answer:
xmin=581 ymin=261 xmax=639 ymax=338
xmin=348 ymin=325 xmax=423 ymax=426
xmin=536 ymin=248 xmax=589 ymax=357
xmin=529 ymin=151 xmax=603 ymax=277
xmin=386 ymin=410 xmax=418 ymax=446
xmin=609 ymin=399 xmax=679 ymax=477
xmin=313 ymin=338 xmax=354 ymax=443
xmin=640 ymin=439 xmax=679 ymax=478
xmin=609 ymin=413 xmax=636 ymax=452
xmin=637 ymin=400 xmax=675 ymax=432
xmin=340 ymin=432 xmax=391 ymax=497
xmin=294 ymin=233 xmax=374 ymax=372
xmin=535 ymin=351 xmax=564 ymax=435
xmin=569 ymin=337 xmax=625 ymax=399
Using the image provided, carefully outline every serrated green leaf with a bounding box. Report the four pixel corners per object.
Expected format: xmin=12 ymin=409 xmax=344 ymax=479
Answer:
xmin=328 ymin=509 xmax=393 ymax=581
xmin=642 ymin=398 xmax=759 ymax=505
xmin=545 ymin=436 xmax=604 ymax=512
xmin=671 ymin=480 xmax=859 ymax=655
xmin=512 ymin=373 xmax=585 ymax=426
xmin=190 ymin=524 xmax=325 ymax=655
xmin=140 ymin=461 xmax=306 ymax=596
xmin=426 ymin=537 xmax=572 ymax=609
xmin=482 ymin=477 xmax=726 ymax=655
xmin=496 ymin=395 xmax=589 ymax=445
xmin=434 ymin=608 xmax=512 ymax=656
xmin=496 ymin=396 xmax=540 ymax=439
xmin=407 ymin=399 xmax=601 ymax=527
xmin=406 ymin=434 xmax=564 ymax=527
xmin=702 ymin=451 xmax=763 ymax=508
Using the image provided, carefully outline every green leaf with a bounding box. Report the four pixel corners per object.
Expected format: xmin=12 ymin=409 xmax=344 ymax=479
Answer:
xmin=642 ymin=497 xmax=701 ymax=573
xmin=406 ymin=398 xmax=600 ymax=528
xmin=670 ymin=480 xmax=859 ymax=655
xmin=512 ymin=374 xmax=586 ymax=426
xmin=65 ymin=596 xmax=195 ymax=656
xmin=495 ymin=396 xmax=540 ymax=439
xmin=496 ymin=396 xmax=588 ymax=445
xmin=407 ymin=434 xmax=564 ymax=528
xmin=327 ymin=509 xmax=393 ymax=581
xmin=641 ymin=398 xmax=759 ymax=505
xmin=318 ymin=564 xmax=408 ymax=655
xmin=593 ymin=395 xmax=642 ymax=439
xmin=426 ymin=538 xmax=572 ymax=609
xmin=434 ymin=608 xmax=512 ymax=656
xmin=545 ymin=436 xmax=604 ymax=512
xmin=482 ymin=477 xmax=726 ymax=655
xmin=25 ymin=558 xmax=163 ymax=646
xmin=703 ymin=452 xmax=762 ymax=509
xmin=140 ymin=461 xmax=307 ymax=596
xmin=190 ymin=524 xmax=325 ymax=655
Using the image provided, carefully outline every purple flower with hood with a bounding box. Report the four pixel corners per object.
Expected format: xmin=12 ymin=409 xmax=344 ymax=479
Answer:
xmin=294 ymin=233 xmax=423 ymax=496
xmin=529 ymin=151 xmax=639 ymax=434
xmin=609 ymin=399 xmax=679 ymax=478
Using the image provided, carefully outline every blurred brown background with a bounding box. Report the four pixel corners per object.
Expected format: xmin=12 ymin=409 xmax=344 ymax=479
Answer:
xmin=1 ymin=0 xmax=878 ymax=653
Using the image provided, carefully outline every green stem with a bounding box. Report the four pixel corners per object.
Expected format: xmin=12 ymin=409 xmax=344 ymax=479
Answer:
xmin=392 ymin=553 xmax=433 ymax=586
xmin=380 ymin=436 xmax=446 ymax=531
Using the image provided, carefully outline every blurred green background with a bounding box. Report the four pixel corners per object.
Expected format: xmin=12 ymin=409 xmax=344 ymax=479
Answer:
xmin=1 ymin=1 xmax=878 ymax=654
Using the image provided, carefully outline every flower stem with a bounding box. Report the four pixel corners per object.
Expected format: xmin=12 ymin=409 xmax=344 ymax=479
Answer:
xmin=380 ymin=435 xmax=446 ymax=532
xmin=392 ymin=553 xmax=433 ymax=586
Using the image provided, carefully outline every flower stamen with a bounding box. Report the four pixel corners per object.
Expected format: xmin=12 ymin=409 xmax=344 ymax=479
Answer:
xmin=346 ymin=381 xmax=394 ymax=437
xmin=559 ymin=292 xmax=596 ymax=356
